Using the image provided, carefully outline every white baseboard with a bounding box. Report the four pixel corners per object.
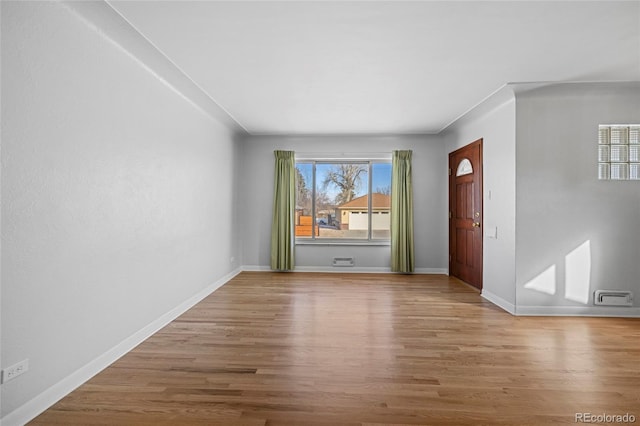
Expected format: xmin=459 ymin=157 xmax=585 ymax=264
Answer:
xmin=515 ymin=305 xmax=640 ymax=317
xmin=481 ymin=291 xmax=640 ymax=317
xmin=481 ymin=289 xmax=516 ymax=314
xmin=1 ymin=268 xmax=241 ymax=426
xmin=294 ymin=265 xmax=391 ymax=273
xmin=241 ymin=265 xmax=272 ymax=272
xmin=242 ymin=265 xmax=448 ymax=274
xmin=8 ymin=267 xmax=637 ymax=426
xmin=415 ymin=268 xmax=449 ymax=274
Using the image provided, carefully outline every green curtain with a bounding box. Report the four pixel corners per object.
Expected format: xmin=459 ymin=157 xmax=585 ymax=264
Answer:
xmin=391 ymin=150 xmax=415 ymax=273
xmin=270 ymin=150 xmax=296 ymax=271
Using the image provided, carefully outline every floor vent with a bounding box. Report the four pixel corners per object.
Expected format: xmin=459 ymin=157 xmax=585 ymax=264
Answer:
xmin=594 ymin=290 xmax=633 ymax=307
xmin=333 ymin=257 xmax=355 ymax=267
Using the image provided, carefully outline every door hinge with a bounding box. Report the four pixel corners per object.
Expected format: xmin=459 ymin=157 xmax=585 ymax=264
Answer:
xmin=448 ymin=168 xmax=452 ymax=176
xmin=449 ymin=211 xmax=452 ymax=219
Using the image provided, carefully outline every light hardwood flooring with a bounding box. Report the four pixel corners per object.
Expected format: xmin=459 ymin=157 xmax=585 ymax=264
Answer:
xmin=31 ymin=272 xmax=640 ymax=425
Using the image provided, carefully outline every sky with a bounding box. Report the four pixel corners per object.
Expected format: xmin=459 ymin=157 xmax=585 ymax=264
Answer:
xmin=296 ymin=162 xmax=391 ymax=203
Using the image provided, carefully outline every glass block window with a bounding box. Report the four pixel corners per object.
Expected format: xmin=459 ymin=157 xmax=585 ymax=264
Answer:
xmin=598 ymin=125 xmax=640 ymax=180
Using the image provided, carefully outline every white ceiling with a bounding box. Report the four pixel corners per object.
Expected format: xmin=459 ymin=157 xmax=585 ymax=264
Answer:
xmin=108 ymin=1 xmax=640 ymax=135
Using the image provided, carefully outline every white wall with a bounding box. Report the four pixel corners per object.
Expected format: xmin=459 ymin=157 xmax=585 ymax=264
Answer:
xmin=443 ymin=88 xmax=517 ymax=312
xmin=239 ymin=135 xmax=448 ymax=272
xmin=4 ymin=4 xmax=634 ymax=425
xmin=1 ymin=1 xmax=240 ymax=421
xmin=515 ymin=83 xmax=640 ymax=315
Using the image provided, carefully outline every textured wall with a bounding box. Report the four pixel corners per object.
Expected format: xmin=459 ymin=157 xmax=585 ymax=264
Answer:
xmin=444 ymin=90 xmax=517 ymax=311
xmin=239 ymin=135 xmax=448 ymax=272
xmin=1 ymin=1 xmax=240 ymax=418
xmin=515 ymin=83 xmax=640 ymax=314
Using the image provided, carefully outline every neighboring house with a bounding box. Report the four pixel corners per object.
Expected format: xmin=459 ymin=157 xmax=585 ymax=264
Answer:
xmin=336 ymin=193 xmax=390 ymax=231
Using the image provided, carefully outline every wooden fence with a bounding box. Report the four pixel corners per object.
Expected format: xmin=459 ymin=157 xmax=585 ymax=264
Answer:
xmin=295 ymin=215 xmax=319 ymax=237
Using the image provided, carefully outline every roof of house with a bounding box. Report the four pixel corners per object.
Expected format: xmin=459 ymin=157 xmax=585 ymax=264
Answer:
xmin=337 ymin=193 xmax=390 ymax=209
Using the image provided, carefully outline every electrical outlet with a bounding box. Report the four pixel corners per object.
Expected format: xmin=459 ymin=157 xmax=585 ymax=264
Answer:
xmin=2 ymin=359 xmax=29 ymax=383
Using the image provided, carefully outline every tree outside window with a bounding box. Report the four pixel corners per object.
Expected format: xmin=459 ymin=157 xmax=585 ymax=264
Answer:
xmin=294 ymin=160 xmax=391 ymax=241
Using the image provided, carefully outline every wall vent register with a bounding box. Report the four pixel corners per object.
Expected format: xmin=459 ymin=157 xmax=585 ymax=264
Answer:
xmin=332 ymin=257 xmax=355 ymax=267
xmin=598 ymin=125 xmax=640 ymax=180
xmin=594 ymin=290 xmax=633 ymax=307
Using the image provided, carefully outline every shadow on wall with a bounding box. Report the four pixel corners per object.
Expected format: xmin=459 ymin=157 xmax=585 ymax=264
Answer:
xmin=524 ymin=240 xmax=591 ymax=304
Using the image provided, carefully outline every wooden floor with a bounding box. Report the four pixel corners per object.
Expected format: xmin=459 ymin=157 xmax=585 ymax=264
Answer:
xmin=31 ymin=272 xmax=640 ymax=425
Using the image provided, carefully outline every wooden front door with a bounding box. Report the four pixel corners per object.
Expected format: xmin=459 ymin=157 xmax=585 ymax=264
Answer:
xmin=449 ymin=139 xmax=483 ymax=290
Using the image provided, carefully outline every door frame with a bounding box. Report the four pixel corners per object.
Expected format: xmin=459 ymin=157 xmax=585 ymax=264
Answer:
xmin=448 ymin=138 xmax=483 ymax=290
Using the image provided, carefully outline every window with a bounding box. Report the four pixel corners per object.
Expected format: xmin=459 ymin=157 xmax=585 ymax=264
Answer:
xmin=598 ymin=125 xmax=640 ymax=180
xmin=295 ymin=159 xmax=392 ymax=243
xmin=456 ymin=158 xmax=473 ymax=176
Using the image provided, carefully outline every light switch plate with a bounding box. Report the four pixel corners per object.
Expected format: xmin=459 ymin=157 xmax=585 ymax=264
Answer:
xmin=485 ymin=227 xmax=497 ymax=239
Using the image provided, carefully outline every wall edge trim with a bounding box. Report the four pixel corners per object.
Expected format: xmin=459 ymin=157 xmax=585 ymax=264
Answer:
xmin=242 ymin=265 xmax=448 ymax=274
xmin=481 ymin=289 xmax=516 ymax=315
xmin=0 ymin=268 xmax=241 ymax=426
xmin=515 ymin=305 xmax=640 ymax=317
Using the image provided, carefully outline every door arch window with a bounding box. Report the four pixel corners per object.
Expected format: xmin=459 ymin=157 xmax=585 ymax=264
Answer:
xmin=456 ymin=158 xmax=473 ymax=176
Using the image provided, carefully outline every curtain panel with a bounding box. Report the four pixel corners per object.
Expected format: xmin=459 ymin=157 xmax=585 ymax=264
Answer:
xmin=270 ymin=150 xmax=296 ymax=270
xmin=391 ymin=150 xmax=415 ymax=273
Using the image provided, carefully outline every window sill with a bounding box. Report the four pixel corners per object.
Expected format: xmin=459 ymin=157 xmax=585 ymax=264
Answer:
xmin=295 ymin=239 xmax=390 ymax=246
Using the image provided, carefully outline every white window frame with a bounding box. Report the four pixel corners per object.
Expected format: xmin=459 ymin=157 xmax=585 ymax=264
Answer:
xmin=295 ymin=153 xmax=391 ymax=246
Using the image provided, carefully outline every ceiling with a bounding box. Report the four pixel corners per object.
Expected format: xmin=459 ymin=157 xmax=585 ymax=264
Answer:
xmin=108 ymin=1 xmax=640 ymax=135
